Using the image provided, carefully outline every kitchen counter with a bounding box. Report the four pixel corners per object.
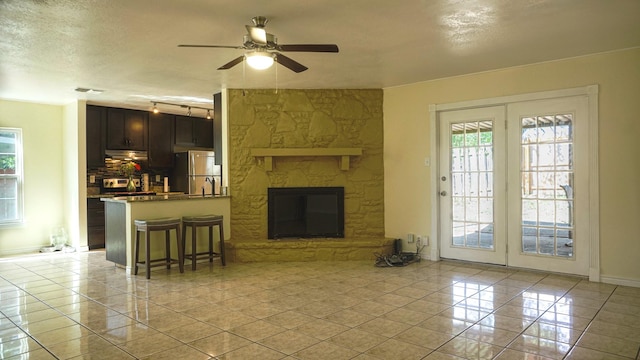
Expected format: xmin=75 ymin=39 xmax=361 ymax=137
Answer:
xmin=101 ymin=193 xmax=230 ymax=272
xmin=88 ymin=192 xmax=187 ymax=199
xmin=88 ymin=194 xmax=112 ymax=199
xmin=102 ymin=194 xmax=230 ymax=203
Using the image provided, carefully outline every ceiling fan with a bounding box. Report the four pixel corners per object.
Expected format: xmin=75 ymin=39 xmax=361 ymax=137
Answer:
xmin=178 ymin=16 xmax=339 ymax=73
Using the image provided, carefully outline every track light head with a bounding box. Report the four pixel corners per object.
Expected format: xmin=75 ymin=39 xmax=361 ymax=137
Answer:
xmin=149 ymin=101 xmax=212 ymax=118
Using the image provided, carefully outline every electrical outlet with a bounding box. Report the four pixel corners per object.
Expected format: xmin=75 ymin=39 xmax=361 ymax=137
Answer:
xmin=155 ymin=175 xmax=161 ymax=182
xmin=407 ymin=233 xmax=415 ymax=243
xmin=416 ymin=235 xmax=429 ymax=247
xmin=89 ymin=175 xmax=95 ymax=184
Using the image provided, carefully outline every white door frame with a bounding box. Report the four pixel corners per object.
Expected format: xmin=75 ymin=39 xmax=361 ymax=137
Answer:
xmin=428 ymin=85 xmax=600 ymax=282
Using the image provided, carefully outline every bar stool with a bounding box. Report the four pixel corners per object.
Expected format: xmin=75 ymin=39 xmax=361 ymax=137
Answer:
xmin=134 ymin=218 xmax=184 ymax=279
xmin=181 ymin=214 xmax=225 ymax=270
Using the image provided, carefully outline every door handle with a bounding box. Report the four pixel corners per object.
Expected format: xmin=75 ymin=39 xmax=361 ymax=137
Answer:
xmin=440 ymin=191 xmax=447 ymax=196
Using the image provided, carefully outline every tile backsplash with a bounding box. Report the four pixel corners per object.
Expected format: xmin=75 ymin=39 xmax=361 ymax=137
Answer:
xmin=87 ymin=159 xmax=171 ymax=194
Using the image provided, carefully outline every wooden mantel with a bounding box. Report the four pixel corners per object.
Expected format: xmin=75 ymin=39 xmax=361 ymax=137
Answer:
xmin=251 ymin=148 xmax=363 ymax=171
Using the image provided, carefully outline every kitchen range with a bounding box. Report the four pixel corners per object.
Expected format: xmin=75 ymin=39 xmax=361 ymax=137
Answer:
xmin=87 ymin=178 xmax=154 ymax=250
xmin=101 ymin=178 xmax=156 ymax=196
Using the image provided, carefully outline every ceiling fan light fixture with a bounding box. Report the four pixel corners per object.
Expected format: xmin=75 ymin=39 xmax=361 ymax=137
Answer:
xmin=246 ymin=51 xmax=274 ymax=70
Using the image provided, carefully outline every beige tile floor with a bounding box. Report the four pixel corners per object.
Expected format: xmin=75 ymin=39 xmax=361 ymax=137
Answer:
xmin=1 ymin=251 xmax=639 ymax=359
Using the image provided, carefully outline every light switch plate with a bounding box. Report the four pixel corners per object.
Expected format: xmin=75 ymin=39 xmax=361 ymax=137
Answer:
xmin=89 ymin=175 xmax=95 ymax=183
xmin=155 ymin=175 xmax=161 ymax=182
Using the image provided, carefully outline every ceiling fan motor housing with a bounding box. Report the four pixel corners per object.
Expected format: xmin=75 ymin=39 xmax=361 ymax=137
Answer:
xmin=243 ymin=34 xmax=278 ymax=49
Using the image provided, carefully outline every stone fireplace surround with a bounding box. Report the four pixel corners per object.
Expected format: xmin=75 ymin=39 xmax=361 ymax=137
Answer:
xmin=225 ymin=89 xmax=393 ymax=262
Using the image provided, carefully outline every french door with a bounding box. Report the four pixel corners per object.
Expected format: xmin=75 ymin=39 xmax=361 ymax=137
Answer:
xmin=439 ymin=96 xmax=590 ymax=275
xmin=506 ymin=97 xmax=589 ymax=274
xmin=439 ymin=106 xmax=506 ymax=265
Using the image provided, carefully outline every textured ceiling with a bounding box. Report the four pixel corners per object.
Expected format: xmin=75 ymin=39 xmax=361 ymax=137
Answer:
xmin=1 ymin=0 xmax=639 ymax=114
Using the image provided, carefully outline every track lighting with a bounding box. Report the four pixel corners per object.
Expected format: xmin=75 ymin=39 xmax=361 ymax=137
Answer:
xmin=149 ymin=101 xmax=213 ymax=119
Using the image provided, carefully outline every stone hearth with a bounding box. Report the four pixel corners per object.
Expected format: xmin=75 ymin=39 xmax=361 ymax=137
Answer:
xmin=226 ymin=237 xmax=394 ymax=262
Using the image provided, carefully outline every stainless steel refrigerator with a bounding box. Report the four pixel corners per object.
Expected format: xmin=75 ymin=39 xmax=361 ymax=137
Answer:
xmin=172 ymin=151 xmax=221 ymax=195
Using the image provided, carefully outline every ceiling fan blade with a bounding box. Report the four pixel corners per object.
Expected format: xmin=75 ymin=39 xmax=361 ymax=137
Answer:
xmin=217 ymin=56 xmax=245 ymax=70
xmin=278 ymin=44 xmax=339 ymax=53
xmin=178 ymin=44 xmax=244 ymax=49
xmin=245 ymin=25 xmax=267 ymax=45
xmin=274 ymin=53 xmax=308 ymax=73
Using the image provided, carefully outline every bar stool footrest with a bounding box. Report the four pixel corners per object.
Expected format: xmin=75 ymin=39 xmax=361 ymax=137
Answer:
xmin=136 ymin=258 xmax=181 ymax=268
xmin=184 ymin=252 xmax=221 ymax=263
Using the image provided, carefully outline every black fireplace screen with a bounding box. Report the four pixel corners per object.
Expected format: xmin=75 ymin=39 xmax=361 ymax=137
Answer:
xmin=268 ymin=187 xmax=345 ymax=239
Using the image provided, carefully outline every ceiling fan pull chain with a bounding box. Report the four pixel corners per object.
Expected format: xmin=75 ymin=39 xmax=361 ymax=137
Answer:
xmin=242 ymin=56 xmax=246 ymax=96
xmin=275 ymin=56 xmax=278 ymax=94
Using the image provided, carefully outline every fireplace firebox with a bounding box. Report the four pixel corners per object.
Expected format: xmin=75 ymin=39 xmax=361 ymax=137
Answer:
xmin=268 ymin=187 xmax=345 ymax=239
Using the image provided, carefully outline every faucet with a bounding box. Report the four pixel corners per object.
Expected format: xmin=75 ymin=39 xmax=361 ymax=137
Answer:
xmin=205 ymin=177 xmax=215 ymax=195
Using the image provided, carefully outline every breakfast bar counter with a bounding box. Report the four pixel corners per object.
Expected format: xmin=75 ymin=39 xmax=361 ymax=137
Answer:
xmin=101 ymin=194 xmax=230 ymax=273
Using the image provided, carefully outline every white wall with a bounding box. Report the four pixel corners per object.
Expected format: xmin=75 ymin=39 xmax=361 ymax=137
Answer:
xmin=384 ymin=48 xmax=640 ymax=285
xmin=0 ymin=100 xmax=66 ymax=254
xmin=63 ymin=101 xmax=87 ymax=249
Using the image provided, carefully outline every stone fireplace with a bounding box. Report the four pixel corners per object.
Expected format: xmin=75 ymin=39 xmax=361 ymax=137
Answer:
xmin=226 ymin=89 xmax=393 ymax=261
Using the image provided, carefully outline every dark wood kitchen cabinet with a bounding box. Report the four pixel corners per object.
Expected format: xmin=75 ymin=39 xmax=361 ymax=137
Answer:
xmin=174 ymin=115 xmax=213 ymax=148
xmin=87 ymin=198 xmax=105 ymax=249
xmin=148 ymin=113 xmax=174 ymax=168
xmin=106 ymin=108 xmax=148 ymax=150
xmin=86 ymin=105 xmax=106 ymax=168
xmin=194 ymin=117 xmax=214 ymax=148
xmin=105 ymin=201 xmax=126 ymax=266
xmin=213 ymin=92 xmax=222 ymax=165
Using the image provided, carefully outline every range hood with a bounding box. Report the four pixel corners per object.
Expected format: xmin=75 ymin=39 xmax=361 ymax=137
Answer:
xmin=105 ymin=150 xmax=148 ymax=161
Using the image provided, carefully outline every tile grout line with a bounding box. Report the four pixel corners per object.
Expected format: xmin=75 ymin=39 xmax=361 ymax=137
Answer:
xmin=4 ymin=262 xmax=170 ymax=359
xmin=426 ymin=268 xmax=544 ymax=358
xmin=488 ymin=271 xmax=569 ymax=359
xmin=561 ymin=284 xmax=624 ymax=360
xmin=0 ymin=265 xmax=70 ymax=360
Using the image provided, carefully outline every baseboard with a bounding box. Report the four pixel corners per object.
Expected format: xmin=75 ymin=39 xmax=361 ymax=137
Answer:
xmin=0 ymin=245 xmax=88 ymax=259
xmin=600 ymin=275 xmax=640 ymax=288
xmin=0 ymin=245 xmax=46 ymax=258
